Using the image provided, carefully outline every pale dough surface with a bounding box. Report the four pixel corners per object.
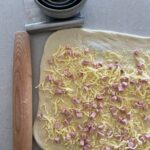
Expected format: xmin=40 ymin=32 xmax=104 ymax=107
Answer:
xmin=33 ymin=28 xmax=150 ymax=150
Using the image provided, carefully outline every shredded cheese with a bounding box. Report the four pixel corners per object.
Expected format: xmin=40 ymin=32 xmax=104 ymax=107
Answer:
xmin=38 ymin=47 xmax=150 ymax=150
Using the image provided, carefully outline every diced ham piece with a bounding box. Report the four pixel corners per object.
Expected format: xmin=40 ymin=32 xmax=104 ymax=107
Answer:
xmin=63 ymin=119 xmax=70 ymax=126
xmin=79 ymin=72 xmax=84 ymax=77
xmin=96 ymin=109 xmax=101 ymax=113
xmin=80 ymin=139 xmax=85 ymax=146
xmin=37 ymin=113 xmax=43 ymax=120
xmin=139 ymin=78 xmax=148 ymax=84
xmin=98 ymin=102 xmax=104 ymax=109
xmin=120 ymin=69 xmax=124 ymax=74
xmin=117 ymin=84 xmax=124 ymax=92
xmin=84 ymin=48 xmax=90 ymax=54
xmin=130 ymin=79 xmax=137 ymax=85
xmin=145 ymin=133 xmax=150 ymax=139
xmin=109 ymin=106 xmax=117 ymax=117
xmin=55 ymin=89 xmax=65 ymax=95
xmin=111 ymin=95 xmax=118 ymax=102
xmin=69 ymin=74 xmax=75 ymax=80
xmin=143 ymin=115 xmax=150 ymax=121
xmin=81 ymin=133 xmax=87 ymax=139
xmin=109 ymin=106 xmax=116 ymax=112
xmin=83 ymin=102 xmax=90 ymax=109
xmin=133 ymin=50 xmax=139 ymax=56
xmin=127 ymin=139 xmax=137 ymax=149
xmin=82 ymin=60 xmax=92 ymax=66
xmin=46 ymin=74 xmax=53 ymax=82
xmin=118 ymin=117 xmax=128 ymax=125
xmin=105 ymin=146 xmax=111 ymax=150
xmin=77 ymin=124 xmax=83 ymax=130
xmin=108 ymin=63 xmax=114 ymax=70
xmin=94 ymin=102 xmax=103 ymax=111
xmin=111 ymin=91 xmax=116 ymax=96
xmin=90 ymin=112 xmax=97 ymax=119
xmin=139 ymin=135 xmax=146 ymax=143
xmin=89 ymin=124 xmax=94 ymax=132
xmin=83 ymin=127 xmax=89 ymax=132
xmin=85 ymin=139 xmax=90 ymax=143
xmin=122 ymin=82 xmax=128 ymax=88
xmin=72 ymin=98 xmax=80 ymax=104
xmin=91 ymin=102 xmax=97 ymax=109
xmin=136 ymin=62 xmax=144 ymax=70
xmin=63 ymin=70 xmax=75 ymax=79
xmin=80 ymin=138 xmax=90 ymax=146
xmin=80 ymin=138 xmax=90 ymax=145
xmin=96 ymin=61 xmax=103 ymax=67
xmin=65 ymin=48 xmax=74 ymax=57
xmin=120 ymin=77 xmax=129 ymax=83
xmin=54 ymin=122 xmax=61 ymax=129
xmin=61 ymin=108 xmax=70 ymax=116
xmin=80 ymin=139 xmax=91 ymax=150
xmin=61 ymin=109 xmax=67 ymax=115
xmin=134 ymin=101 xmax=146 ymax=110
xmin=137 ymin=70 xmax=143 ymax=75
xmin=63 ymin=70 xmax=70 ymax=76
xmin=63 ymin=134 xmax=71 ymax=141
xmin=48 ymin=58 xmax=53 ymax=65
xmin=84 ymin=123 xmax=96 ymax=133
xmin=76 ymin=111 xmax=83 ymax=118
xmin=64 ymin=135 xmax=70 ymax=141
xmin=93 ymin=61 xmax=103 ymax=69
xmin=96 ymin=95 xmax=103 ymax=101
xmin=83 ymin=145 xmax=90 ymax=150
xmin=54 ymin=80 xmax=63 ymax=86
xmin=84 ymin=84 xmax=90 ymax=91
xmin=126 ymin=112 xmax=132 ymax=119
xmin=114 ymin=61 xmax=121 ymax=69
xmin=127 ymin=141 xmax=135 ymax=149
xmin=54 ymin=137 xmax=60 ymax=143
xmin=69 ymin=132 xmax=76 ymax=138
xmin=112 ymin=83 xmax=119 ymax=90
xmin=119 ymin=106 xmax=127 ymax=113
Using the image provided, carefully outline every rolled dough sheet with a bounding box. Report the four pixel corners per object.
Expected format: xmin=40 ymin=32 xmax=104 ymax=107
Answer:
xmin=33 ymin=28 xmax=150 ymax=150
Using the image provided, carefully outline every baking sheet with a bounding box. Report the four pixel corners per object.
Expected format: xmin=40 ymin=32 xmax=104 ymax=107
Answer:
xmin=31 ymin=29 xmax=150 ymax=150
xmin=30 ymin=32 xmax=50 ymax=150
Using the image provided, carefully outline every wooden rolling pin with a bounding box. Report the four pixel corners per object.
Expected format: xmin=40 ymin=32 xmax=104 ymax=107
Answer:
xmin=13 ymin=32 xmax=32 ymax=150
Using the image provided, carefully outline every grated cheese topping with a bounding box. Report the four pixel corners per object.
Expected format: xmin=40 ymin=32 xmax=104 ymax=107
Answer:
xmin=37 ymin=47 xmax=150 ymax=150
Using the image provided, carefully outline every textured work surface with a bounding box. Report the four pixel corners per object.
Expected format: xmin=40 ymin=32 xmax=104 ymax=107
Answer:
xmin=1 ymin=0 xmax=150 ymax=150
xmin=0 ymin=1 xmax=25 ymax=150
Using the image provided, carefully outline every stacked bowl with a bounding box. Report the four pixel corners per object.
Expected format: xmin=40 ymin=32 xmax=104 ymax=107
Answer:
xmin=34 ymin=0 xmax=87 ymax=19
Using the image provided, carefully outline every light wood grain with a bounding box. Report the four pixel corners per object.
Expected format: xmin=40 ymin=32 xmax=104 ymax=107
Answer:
xmin=13 ymin=32 xmax=32 ymax=150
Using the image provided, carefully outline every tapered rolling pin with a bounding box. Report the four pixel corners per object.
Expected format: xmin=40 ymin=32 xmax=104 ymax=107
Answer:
xmin=13 ymin=32 xmax=32 ymax=150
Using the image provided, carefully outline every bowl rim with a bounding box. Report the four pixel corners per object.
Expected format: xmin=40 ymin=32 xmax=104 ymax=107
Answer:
xmin=34 ymin=0 xmax=87 ymax=12
xmin=41 ymin=0 xmax=77 ymax=8
xmin=47 ymin=0 xmax=71 ymax=5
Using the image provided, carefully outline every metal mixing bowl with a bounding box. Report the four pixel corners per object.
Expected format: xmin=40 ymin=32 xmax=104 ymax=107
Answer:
xmin=34 ymin=0 xmax=87 ymax=19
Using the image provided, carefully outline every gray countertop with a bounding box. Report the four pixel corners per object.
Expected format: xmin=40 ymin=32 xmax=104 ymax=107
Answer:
xmin=1 ymin=0 xmax=150 ymax=150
